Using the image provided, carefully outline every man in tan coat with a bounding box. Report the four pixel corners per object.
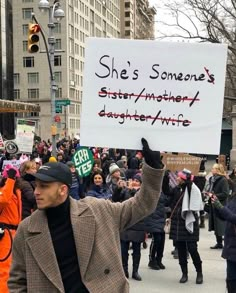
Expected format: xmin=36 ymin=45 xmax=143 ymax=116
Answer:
xmin=8 ymin=139 xmax=164 ymax=293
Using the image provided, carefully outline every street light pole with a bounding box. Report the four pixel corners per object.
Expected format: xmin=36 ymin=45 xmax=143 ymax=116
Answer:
xmin=35 ymin=0 xmax=65 ymax=157
xmin=48 ymin=6 xmax=57 ymax=157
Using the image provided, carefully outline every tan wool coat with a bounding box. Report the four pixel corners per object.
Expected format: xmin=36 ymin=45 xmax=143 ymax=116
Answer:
xmin=8 ymin=163 xmax=164 ymax=293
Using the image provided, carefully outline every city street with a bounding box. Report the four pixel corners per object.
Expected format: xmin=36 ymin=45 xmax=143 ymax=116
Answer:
xmin=130 ymin=221 xmax=226 ymax=293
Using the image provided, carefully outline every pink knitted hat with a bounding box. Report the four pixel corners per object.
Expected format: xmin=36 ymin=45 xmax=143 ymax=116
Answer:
xmin=177 ymin=168 xmax=194 ymax=181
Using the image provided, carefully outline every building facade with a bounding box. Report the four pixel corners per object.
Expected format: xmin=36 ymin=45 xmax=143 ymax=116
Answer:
xmin=0 ymin=0 xmax=14 ymax=139
xmin=120 ymin=0 xmax=156 ymax=40
xmin=12 ymin=0 xmax=120 ymax=140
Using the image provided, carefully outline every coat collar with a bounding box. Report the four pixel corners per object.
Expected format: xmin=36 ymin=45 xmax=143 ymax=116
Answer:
xmin=26 ymin=197 xmax=95 ymax=291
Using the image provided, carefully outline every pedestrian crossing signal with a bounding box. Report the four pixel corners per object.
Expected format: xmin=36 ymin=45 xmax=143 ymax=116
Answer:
xmin=28 ymin=23 xmax=40 ymax=53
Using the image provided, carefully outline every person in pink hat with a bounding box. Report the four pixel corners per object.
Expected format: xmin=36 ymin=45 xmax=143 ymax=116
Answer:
xmin=167 ymin=168 xmax=204 ymax=285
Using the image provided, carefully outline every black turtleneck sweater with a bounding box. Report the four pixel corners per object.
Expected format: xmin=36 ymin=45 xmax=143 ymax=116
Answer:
xmin=46 ymin=197 xmax=89 ymax=293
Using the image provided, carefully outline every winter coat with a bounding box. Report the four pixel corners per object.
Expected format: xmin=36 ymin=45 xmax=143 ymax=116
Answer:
xmin=69 ymin=172 xmax=82 ymax=200
xmin=8 ymin=163 xmax=164 ymax=293
xmin=143 ymin=192 xmax=167 ymax=233
xmin=207 ymin=175 xmax=229 ymax=236
xmin=0 ymin=178 xmax=21 ymax=293
xmin=20 ymin=173 xmax=36 ymax=219
xmin=86 ymin=184 xmax=112 ymax=200
xmin=106 ymin=176 xmax=119 ymax=194
xmin=215 ymin=197 xmax=236 ymax=262
xmin=113 ymin=187 xmax=146 ymax=242
xmin=169 ymin=185 xmax=200 ymax=242
xmin=194 ymin=175 xmax=206 ymax=193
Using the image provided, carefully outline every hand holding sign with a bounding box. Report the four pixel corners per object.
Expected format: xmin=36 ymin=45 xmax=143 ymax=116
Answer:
xmin=141 ymin=138 xmax=164 ymax=169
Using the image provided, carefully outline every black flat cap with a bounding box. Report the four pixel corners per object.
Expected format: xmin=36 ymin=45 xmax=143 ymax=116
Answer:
xmin=33 ymin=162 xmax=72 ymax=187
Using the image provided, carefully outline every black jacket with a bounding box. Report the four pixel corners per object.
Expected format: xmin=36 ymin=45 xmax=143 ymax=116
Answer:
xmin=169 ymin=185 xmax=200 ymax=242
xmin=143 ymin=192 xmax=167 ymax=233
xmin=20 ymin=174 xmax=36 ymax=219
xmin=113 ymin=187 xmax=146 ymax=242
xmin=216 ymin=197 xmax=236 ymax=262
xmin=208 ymin=175 xmax=229 ymax=235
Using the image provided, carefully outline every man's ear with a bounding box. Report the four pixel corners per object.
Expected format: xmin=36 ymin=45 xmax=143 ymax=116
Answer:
xmin=60 ymin=184 xmax=69 ymax=196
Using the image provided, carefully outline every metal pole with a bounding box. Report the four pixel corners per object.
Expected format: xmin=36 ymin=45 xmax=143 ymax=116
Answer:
xmin=64 ymin=106 xmax=67 ymax=138
xmin=48 ymin=6 xmax=57 ymax=157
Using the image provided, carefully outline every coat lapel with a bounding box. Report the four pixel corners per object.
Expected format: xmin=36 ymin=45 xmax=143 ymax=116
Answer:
xmin=70 ymin=198 xmax=96 ymax=279
xmin=26 ymin=211 xmax=64 ymax=293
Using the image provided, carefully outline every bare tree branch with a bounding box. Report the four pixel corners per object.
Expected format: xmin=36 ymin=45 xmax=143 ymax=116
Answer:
xmin=157 ymin=0 xmax=236 ymax=114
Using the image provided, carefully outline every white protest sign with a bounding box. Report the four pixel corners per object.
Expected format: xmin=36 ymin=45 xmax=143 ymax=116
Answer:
xmin=0 ymin=133 xmax=4 ymax=149
xmin=16 ymin=119 xmax=36 ymax=153
xmin=80 ymin=38 xmax=228 ymax=154
xmin=2 ymin=160 xmax=21 ymax=170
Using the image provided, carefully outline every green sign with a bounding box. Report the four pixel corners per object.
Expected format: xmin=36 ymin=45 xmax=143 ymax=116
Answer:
xmin=55 ymin=99 xmax=71 ymax=107
xmin=72 ymin=147 xmax=94 ymax=177
xmin=55 ymin=105 xmax=62 ymax=113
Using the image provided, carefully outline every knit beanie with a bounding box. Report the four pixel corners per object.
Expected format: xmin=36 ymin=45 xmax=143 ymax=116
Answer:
xmin=178 ymin=168 xmax=194 ymax=181
xmin=49 ymin=156 xmax=57 ymax=163
xmin=133 ymin=174 xmax=142 ymax=184
xmin=109 ymin=163 xmax=120 ymax=175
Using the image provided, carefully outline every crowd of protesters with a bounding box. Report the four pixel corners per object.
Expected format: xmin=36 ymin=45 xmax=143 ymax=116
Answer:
xmin=0 ymin=137 xmax=236 ymax=292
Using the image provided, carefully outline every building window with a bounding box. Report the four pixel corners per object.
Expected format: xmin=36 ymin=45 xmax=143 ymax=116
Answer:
xmin=125 ymin=21 xmax=130 ymax=27
xmin=54 ymin=72 xmax=62 ymax=82
xmin=70 ymin=88 xmax=75 ymax=100
xmin=28 ymin=89 xmax=39 ymax=99
xmin=69 ymin=38 xmax=74 ymax=54
xmin=22 ymin=24 xmax=28 ymax=35
xmin=22 ymin=8 xmax=33 ymax=19
xmin=125 ymin=2 xmax=130 ymax=8
xmin=55 ymin=39 xmax=62 ymax=50
xmin=23 ymin=41 xmax=28 ymax=51
xmin=54 ymin=55 xmax=61 ymax=66
xmin=125 ymin=30 xmax=130 ymax=36
xmin=69 ymin=118 xmax=76 ymax=129
xmin=55 ymin=88 xmax=62 ymax=98
xmin=102 ymin=5 xmax=106 ymax=17
xmin=23 ymin=57 xmax=34 ymax=67
xmin=28 ymin=72 xmax=39 ymax=83
xmin=30 ymin=112 xmax=39 ymax=117
xmin=14 ymin=73 xmax=20 ymax=85
xmin=14 ymin=89 xmax=20 ymax=100
xmin=54 ymin=23 xmax=61 ymax=33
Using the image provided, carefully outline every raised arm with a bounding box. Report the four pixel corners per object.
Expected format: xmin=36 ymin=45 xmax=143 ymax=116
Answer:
xmin=106 ymin=138 xmax=164 ymax=232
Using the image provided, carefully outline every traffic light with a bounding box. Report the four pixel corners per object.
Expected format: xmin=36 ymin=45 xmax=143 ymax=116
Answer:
xmin=28 ymin=23 xmax=40 ymax=53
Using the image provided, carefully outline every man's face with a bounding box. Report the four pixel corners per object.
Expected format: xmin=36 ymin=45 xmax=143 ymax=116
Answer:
xmin=34 ymin=180 xmax=68 ymax=210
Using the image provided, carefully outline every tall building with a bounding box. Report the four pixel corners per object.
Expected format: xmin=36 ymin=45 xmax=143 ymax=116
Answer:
xmin=0 ymin=0 xmax=14 ymax=139
xmin=120 ymin=0 xmax=156 ymax=40
xmin=12 ymin=0 xmax=120 ymax=140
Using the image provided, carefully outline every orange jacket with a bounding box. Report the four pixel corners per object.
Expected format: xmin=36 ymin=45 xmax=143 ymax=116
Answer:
xmin=0 ymin=178 xmax=22 ymax=226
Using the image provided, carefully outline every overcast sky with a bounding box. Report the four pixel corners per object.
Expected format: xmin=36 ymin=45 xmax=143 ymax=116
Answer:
xmin=148 ymin=0 xmax=199 ymax=41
